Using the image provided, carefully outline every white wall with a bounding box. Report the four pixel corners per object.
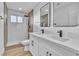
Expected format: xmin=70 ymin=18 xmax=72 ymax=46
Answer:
xmin=0 ymin=2 xmax=4 ymax=55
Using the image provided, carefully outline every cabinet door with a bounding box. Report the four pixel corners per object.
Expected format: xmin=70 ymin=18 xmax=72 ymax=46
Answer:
xmin=50 ymin=44 xmax=76 ymax=56
xmin=29 ymin=35 xmax=39 ymax=56
xmin=39 ymin=45 xmax=48 ymax=56
xmin=29 ymin=39 xmax=39 ymax=56
xmin=49 ymin=48 xmax=60 ymax=56
xmin=29 ymin=39 xmax=34 ymax=55
xmin=59 ymin=48 xmax=77 ymax=56
xmin=33 ymin=42 xmax=39 ymax=56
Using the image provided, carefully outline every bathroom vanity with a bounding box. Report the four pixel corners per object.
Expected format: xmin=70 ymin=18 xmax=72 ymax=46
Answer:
xmin=29 ymin=2 xmax=79 ymax=56
xmin=29 ymin=30 xmax=79 ymax=56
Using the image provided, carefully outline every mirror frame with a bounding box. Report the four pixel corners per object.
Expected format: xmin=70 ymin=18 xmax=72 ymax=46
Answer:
xmin=40 ymin=2 xmax=51 ymax=27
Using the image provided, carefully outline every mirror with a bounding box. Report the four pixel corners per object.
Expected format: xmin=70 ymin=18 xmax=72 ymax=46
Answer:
xmin=53 ymin=2 xmax=79 ymax=27
xmin=40 ymin=3 xmax=51 ymax=27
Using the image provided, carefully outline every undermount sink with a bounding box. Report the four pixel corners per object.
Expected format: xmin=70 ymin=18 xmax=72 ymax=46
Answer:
xmin=35 ymin=32 xmax=69 ymax=42
xmin=49 ymin=35 xmax=69 ymax=42
xmin=35 ymin=32 xmax=45 ymax=35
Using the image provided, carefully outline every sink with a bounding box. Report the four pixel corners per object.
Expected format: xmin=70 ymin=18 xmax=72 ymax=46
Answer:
xmin=35 ymin=32 xmax=49 ymax=36
xmin=35 ymin=32 xmax=69 ymax=42
xmin=49 ymin=35 xmax=69 ymax=42
xmin=35 ymin=32 xmax=44 ymax=35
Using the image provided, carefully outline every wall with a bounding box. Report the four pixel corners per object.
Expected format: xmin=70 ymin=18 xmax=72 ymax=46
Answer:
xmin=0 ymin=2 xmax=4 ymax=55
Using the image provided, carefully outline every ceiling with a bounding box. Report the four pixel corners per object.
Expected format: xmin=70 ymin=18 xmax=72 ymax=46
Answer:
xmin=6 ymin=2 xmax=40 ymax=13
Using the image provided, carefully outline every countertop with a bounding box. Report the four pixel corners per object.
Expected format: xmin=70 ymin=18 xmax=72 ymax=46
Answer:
xmin=30 ymin=32 xmax=79 ymax=53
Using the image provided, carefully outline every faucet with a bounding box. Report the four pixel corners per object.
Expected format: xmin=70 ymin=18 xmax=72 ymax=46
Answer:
xmin=57 ymin=30 xmax=63 ymax=37
xmin=41 ymin=29 xmax=44 ymax=34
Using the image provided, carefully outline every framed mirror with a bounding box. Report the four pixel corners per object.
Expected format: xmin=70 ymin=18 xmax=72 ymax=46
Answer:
xmin=53 ymin=2 xmax=79 ymax=27
xmin=40 ymin=3 xmax=51 ymax=27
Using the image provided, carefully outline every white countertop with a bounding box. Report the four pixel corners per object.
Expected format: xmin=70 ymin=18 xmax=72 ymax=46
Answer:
xmin=30 ymin=33 xmax=79 ymax=53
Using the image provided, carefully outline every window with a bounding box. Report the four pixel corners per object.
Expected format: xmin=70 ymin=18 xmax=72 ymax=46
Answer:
xmin=11 ymin=15 xmax=23 ymax=23
xmin=11 ymin=15 xmax=16 ymax=22
xmin=18 ymin=17 xmax=23 ymax=23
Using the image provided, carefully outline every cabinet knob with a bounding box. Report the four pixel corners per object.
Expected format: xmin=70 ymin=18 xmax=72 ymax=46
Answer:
xmin=49 ymin=53 xmax=52 ymax=56
xmin=53 ymin=23 xmax=56 ymax=25
xmin=46 ymin=51 xmax=49 ymax=56
xmin=31 ymin=41 xmax=34 ymax=46
xmin=32 ymin=44 xmax=34 ymax=46
xmin=32 ymin=41 xmax=34 ymax=44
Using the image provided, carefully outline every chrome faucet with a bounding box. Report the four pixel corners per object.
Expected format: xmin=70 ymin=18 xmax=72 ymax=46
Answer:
xmin=57 ymin=30 xmax=63 ymax=37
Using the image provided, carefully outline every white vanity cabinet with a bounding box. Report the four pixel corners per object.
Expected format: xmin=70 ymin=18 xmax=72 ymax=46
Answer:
xmin=29 ymin=34 xmax=79 ymax=56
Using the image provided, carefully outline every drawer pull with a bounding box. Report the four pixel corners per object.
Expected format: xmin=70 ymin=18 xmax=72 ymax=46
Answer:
xmin=31 ymin=41 xmax=34 ymax=46
xmin=49 ymin=53 xmax=52 ymax=56
xmin=46 ymin=51 xmax=49 ymax=56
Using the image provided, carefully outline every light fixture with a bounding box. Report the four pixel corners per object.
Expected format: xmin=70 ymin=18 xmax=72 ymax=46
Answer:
xmin=19 ymin=8 xmax=22 ymax=10
xmin=45 ymin=10 xmax=48 ymax=11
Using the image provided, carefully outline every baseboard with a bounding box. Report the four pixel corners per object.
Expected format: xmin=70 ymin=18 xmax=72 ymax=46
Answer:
xmin=7 ymin=42 xmax=20 ymax=47
xmin=6 ymin=40 xmax=28 ymax=47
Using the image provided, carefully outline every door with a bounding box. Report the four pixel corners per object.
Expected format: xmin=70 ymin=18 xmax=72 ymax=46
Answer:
xmin=7 ymin=15 xmax=28 ymax=46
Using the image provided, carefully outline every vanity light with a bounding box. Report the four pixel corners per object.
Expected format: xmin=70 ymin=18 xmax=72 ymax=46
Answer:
xmin=19 ymin=8 xmax=22 ymax=10
xmin=45 ymin=10 xmax=48 ymax=11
